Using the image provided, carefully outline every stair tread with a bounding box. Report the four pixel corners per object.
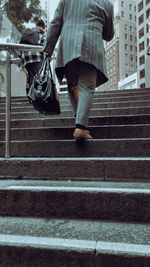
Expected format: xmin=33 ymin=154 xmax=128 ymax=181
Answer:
xmin=0 ymin=216 xmax=150 ymax=246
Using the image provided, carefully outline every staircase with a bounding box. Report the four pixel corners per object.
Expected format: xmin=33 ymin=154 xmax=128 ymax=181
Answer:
xmin=0 ymin=88 xmax=150 ymax=266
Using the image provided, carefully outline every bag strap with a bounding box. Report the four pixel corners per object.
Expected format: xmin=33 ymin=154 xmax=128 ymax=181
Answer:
xmin=45 ymin=58 xmax=53 ymax=80
xmin=38 ymin=57 xmax=54 ymax=81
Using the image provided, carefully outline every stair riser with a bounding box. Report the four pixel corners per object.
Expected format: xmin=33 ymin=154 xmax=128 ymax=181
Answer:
xmin=0 ymin=115 xmax=150 ymax=128
xmin=1 ymin=243 xmax=149 ymax=267
xmin=0 ymin=245 xmax=94 ymax=267
xmin=1 ymin=94 xmax=150 ymax=105
xmin=0 ymin=126 xmax=150 ymax=140
xmin=1 ymin=107 xmax=150 ymax=120
xmin=0 ymin=88 xmax=150 ymax=101
xmin=0 ymin=159 xmax=150 ymax=181
xmin=0 ymin=188 xmax=149 ymax=222
xmin=1 ymin=99 xmax=150 ymax=112
xmin=0 ymin=139 xmax=150 ymax=157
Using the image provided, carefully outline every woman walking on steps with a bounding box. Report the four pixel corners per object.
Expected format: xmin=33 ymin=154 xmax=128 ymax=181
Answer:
xmin=43 ymin=0 xmax=114 ymax=140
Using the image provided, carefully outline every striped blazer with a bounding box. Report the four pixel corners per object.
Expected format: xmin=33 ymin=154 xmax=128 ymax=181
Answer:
xmin=43 ymin=0 xmax=114 ymax=86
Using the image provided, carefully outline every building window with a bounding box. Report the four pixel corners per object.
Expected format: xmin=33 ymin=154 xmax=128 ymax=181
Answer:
xmin=140 ymin=83 xmax=145 ymax=88
xmin=147 ymin=38 xmax=149 ymax=47
xmin=130 ymin=65 xmax=134 ymax=71
xmin=139 ymin=41 xmax=145 ymax=51
xmin=121 ymin=1 xmax=124 ymax=7
xmin=129 ymin=4 xmax=132 ymax=10
xmin=146 ymin=23 xmax=149 ymax=33
xmin=146 ymin=8 xmax=150 ymax=19
xmin=130 ymin=35 xmax=133 ymax=41
xmin=125 ymin=33 xmax=128 ymax=39
xmin=130 ymin=26 xmax=133 ymax=32
xmin=125 ymin=44 xmax=128 ymax=50
xmin=140 ymin=69 xmax=145 ymax=79
xmin=125 ymin=24 xmax=128 ymax=30
xmin=121 ymin=11 xmax=124 ymax=17
xmin=125 ymin=53 xmax=128 ymax=61
xmin=146 ymin=0 xmax=150 ymax=5
xmin=138 ymin=1 xmax=143 ymax=12
xmin=139 ymin=14 xmax=144 ymax=25
xmin=130 ymin=45 xmax=133 ymax=51
xmin=129 ymin=14 xmax=132 ymax=20
xmin=125 ymin=64 xmax=129 ymax=70
xmin=139 ymin=27 xmax=144 ymax=38
xmin=0 ymin=73 xmax=4 ymax=86
xmin=130 ymin=55 xmax=134 ymax=61
xmin=139 ymin=55 xmax=145 ymax=65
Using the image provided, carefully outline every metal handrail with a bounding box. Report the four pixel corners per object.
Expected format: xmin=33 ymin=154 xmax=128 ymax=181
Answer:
xmin=0 ymin=42 xmax=43 ymax=158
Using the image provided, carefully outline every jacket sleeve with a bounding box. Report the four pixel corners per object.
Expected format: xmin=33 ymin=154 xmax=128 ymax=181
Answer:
xmin=43 ymin=0 xmax=65 ymax=54
xmin=102 ymin=2 xmax=114 ymax=42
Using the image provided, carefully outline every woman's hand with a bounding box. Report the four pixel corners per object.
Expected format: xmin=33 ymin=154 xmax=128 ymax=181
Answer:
xmin=44 ymin=52 xmax=52 ymax=61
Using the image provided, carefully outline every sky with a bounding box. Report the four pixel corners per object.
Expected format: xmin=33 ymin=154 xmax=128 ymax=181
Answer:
xmin=40 ymin=0 xmax=60 ymax=20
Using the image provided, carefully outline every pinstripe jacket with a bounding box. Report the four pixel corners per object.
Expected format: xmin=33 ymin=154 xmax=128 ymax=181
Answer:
xmin=43 ymin=0 xmax=114 ymax=86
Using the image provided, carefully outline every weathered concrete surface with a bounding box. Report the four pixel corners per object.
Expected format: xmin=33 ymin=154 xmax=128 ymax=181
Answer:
xmin=0 ymin=235 xmax=150 ymax=267
xmin=0 ymin=184 xmax=150 ymax=222
xmin=1 ymin=125 xmax=150 ymax=141
xmin=0 ymin=215 xmax=150 ymax=244
xmin=0 ymin=157 xmax=150 ymax=181
xmin=0 ymin=114 xmax=150 ymax=129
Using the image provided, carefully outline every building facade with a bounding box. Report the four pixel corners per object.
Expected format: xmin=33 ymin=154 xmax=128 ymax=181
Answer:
xmin=137 ymin=0 xmax=150 ymax=88
xmin=44 ymin=0 xmax=50 ymax=30
xmin=100 ymin=0 xmax=137 ymax=91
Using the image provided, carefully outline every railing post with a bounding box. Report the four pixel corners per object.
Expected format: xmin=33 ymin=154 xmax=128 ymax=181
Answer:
xmin=5 ymin=50 xmax=11 ymax=158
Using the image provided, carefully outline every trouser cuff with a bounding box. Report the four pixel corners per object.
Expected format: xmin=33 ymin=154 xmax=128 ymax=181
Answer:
xmin=76 ymin=124 xmax=87 ymax=130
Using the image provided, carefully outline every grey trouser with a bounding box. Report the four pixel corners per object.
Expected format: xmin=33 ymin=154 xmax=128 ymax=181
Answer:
xmin=64 ymin=59 xmax=97 ymax=127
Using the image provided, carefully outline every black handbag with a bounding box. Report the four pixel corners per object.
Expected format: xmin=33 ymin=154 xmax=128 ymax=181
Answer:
xmin=27 ymin=58 xmax=61 ymax=115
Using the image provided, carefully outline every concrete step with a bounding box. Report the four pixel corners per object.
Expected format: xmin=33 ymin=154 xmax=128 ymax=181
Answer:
xmin=1 ymin=106 xmax=150 ymax=120
xmin=0 ymin=180 xmax=150 ymax=222
xmin=0 ymin=114 xmax=150 ymax=128
xmin=0 ymin=157 xmax=150 ymax=180
xmin=1 ymin=125 xmax=150 ymax=141
xmin=1 ymin=93 xmax=150 ymax=107
xmin=1 ymin=138 xmax=150 ymax=157
xmin=0 ymin=214 xmax=150 ymax=245
xmin=0 ymin=88 xmax=150 ymax=104
xmin=0 ymin=233 xmax=150 ymax=266
xmin=1 ymin=99 xmax=150 ymax=113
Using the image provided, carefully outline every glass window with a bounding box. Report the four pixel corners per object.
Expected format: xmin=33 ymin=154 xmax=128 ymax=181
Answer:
xmin=130 ymin=26 xmax=133 ymax=32
xmin=146 ymin=8 xmax=150 ymax=19
xmin=139 ymin=55 xmax=145 ymax=65
xmin=140 ymin=69 xmax=145 ymax=79
xmin=139 ymin=14 xmax=144 ymax=25
xmin=121 ymin=1 xmax=124 ymax=7
xmin=139 ymin=41 xmax=145 ymax=51
xmin=125 ymin=24 xmax=128 ymax=30
xmin=130 ymin=55 xmax=134 ymax=61
xmin=129 ymin=4 xmax=132 ymax=10
xmin=139 ymin=28 xmax=144 ymax=38
xmin=138 ymin=1 xmax=143 ymax=12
